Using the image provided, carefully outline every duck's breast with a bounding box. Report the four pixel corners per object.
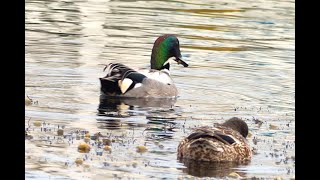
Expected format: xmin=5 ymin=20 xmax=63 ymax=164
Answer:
xmin=143 ymin=69 xmax=175 ymax=85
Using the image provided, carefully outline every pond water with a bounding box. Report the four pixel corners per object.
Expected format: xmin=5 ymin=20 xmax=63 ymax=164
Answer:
xmin=25 ymin=0 xmax=295 ymax=179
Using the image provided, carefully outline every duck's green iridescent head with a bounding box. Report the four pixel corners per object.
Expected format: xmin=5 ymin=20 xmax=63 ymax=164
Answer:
xmin=150 ymin=34 xmax=188 ymax=70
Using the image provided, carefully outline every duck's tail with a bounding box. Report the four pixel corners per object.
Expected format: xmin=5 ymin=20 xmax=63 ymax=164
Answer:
xmin=99 ymin=63 xmax=147 ymax=96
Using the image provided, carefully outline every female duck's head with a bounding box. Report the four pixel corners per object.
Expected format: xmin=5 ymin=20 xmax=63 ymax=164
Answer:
xmin=150 ymin=34 xmax=188 ymax=70
xmin=222 ymin=117 xmax=249 ymax=138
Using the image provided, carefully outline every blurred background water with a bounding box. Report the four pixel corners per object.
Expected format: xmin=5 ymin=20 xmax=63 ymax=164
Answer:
xmin=25 ymin=0 xmax=295 ymax=179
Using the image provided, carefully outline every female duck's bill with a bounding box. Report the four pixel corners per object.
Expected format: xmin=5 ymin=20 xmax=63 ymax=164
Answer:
xmin=177 ymin=117 xmax=252 ymax=162
xmin=99 ymin=34 xmax=188 ymax=98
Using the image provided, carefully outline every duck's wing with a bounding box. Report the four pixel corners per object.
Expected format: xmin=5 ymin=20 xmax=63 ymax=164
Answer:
xmin=100 ymin=63 xmax=147 ymax=96
xmin=188 ymin=127 xmax=237 ymax=145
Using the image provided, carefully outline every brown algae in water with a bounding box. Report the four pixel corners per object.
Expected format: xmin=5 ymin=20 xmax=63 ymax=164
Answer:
xmin=75 ymin=158 xmax=83 ymax=166
xmin=78 ymin=142 xmax=91 ymax=153
xmin=103 ymin=145 xmax=112 ymax=152
xmin=25 ymin=95 xmax=32 ymax=105
xmin=136 ymin=145 xmax=148 ymax=153
xmin=33 ymin=121 xmax=42 ymax=127
xmin=85 ymin=133 xmax=90 ymax=138
xmin=57 ymin=129 xmax=64 ymax=136
xmin=103 ymin=139 xmax=112 ymax=146
xmin=84 ymin=137 xmax=90 ymax=143
xmin=269 ymin=124 xmax=279 ymax=130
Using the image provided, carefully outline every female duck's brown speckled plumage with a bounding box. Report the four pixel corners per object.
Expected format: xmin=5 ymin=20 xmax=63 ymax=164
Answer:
xmin=177 ymin=117 xmax=252 ymax=162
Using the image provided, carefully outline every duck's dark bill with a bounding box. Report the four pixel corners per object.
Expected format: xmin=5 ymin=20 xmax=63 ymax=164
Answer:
xmin=176 ymin=57 xmax=189 ymax=67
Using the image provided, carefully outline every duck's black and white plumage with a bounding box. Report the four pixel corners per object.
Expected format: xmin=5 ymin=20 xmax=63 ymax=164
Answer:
xmin=99 ymin=35 xmax=188 ymax=98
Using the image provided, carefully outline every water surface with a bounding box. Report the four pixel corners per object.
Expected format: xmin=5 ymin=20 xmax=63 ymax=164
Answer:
xmin=26 ymin=0 xmax=295 ymax=179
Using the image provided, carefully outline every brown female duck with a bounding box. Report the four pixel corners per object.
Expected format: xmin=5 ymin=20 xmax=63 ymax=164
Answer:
xmin=177 ymin=117 xmax=252 ymax=162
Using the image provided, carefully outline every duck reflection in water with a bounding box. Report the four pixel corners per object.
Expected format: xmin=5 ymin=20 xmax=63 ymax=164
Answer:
xmin=97 ymin=95 xmax=178 ymax=140
xmin=178 ymin=159 xmax=248 ymax=178
xmin=98 ymin=95 xmax=177 ymax=115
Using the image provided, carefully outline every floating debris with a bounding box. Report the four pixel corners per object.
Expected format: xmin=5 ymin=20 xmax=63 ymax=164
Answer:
xmin=25 ymin=130 xmax=33 ymax=140
xmin=89 ymin=132 xmax=103 ymax=141
xmin=84 ymin=137 xmax=90 ymax=143
xmin=57 ymin=129 xmax=64 ymax=136
xmin=102 ymin=139 xmax=112 ymax=146
xmin=132 ymin=162 xmax=138 ymax=168
xmin=85 ymin=133 xmax=90 ymax=138
xmin=103 ymin=145 xmax=112 ymax=152
xmin=25 ymin=134 xmax=33 ymax=140
xmin=33 ymin=121 xmax=42 ymax=127
xmin=253 ymin=137 xmax=258 ymax=145
xmin=250 ymin=177 xmax=261 ymax=180
xmin=91 ymin=134 xmax=99 ymax=141
xmin=136 ymin=145 xmax=148 ymax=153
xmin=78 ymin=142 xmax=90 ymax=153
xmin=94 ymin=132 xmax=102 ymax=138
xmin=96 ymin=151 xmax=103 ymax=156
xmin=26 ymin=114 xmax=294 ymax=179
xmin=275 ymin=160 xmax=282 ymax=165
xmin=252 ymin=147 xmax=258 ymax=155
xmin=228 ymin=172 xmax=241 ymax=178
xmin=115 ymin=138 xmax=123 ymax=142
xmin=269 ymin=124 xmax=279 ymax=130
xmin=253 ymin=118 xmax=263 ymax=127
xmin=158 ymin=144 xmax=164 ymax=149
xmin=75 ymin=158 xmax=83 ymax=166
xmin=25 ymin=95 xmax=32 ymax=105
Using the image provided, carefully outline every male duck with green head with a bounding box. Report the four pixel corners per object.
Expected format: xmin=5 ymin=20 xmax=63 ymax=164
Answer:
xmin=100 ymin=34 xmax=188 ymax=98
